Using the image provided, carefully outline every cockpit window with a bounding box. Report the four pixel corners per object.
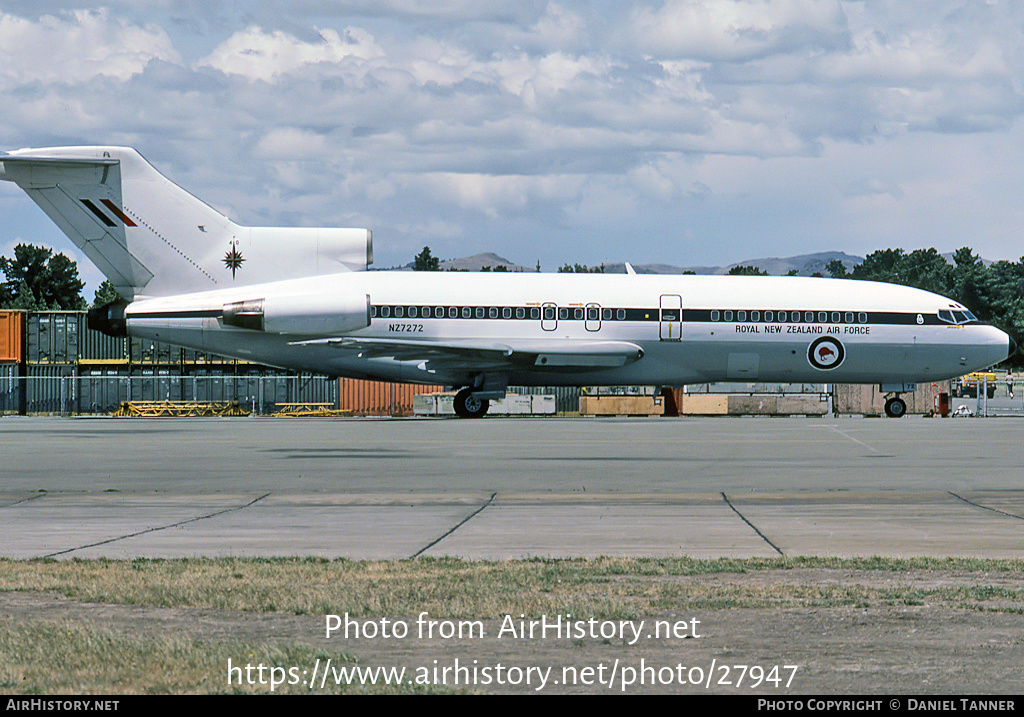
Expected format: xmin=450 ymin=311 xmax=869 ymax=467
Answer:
xmin=938 ymin=308 xmax=978 ymax=325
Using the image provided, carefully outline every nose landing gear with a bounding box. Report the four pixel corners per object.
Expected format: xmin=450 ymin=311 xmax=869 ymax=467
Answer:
xmin=884 ymin=396 xmax=907 ymax=418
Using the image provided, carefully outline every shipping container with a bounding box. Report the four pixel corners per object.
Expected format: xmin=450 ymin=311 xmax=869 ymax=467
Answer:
xmin=0 ymin=310 xmax=25 ymax=363
xmin=79 ymin=315 xmax=129 ymax=363
xmin=338 ymin=379 xmax=444 ymax=416
xmin=128 ymin=367 xmax=185 ymax=402
xmin=0 ymin=363 xmax=21 ymax=414
xmin=130 ymin=336 xmax=181 ymax=364
xmin=25 ymin=364 xmax=76 ymax=414
xmin=26 ymin=312 xmax=79 ymax=363
xmin=77 ymin=368 xmax=131 ymax=413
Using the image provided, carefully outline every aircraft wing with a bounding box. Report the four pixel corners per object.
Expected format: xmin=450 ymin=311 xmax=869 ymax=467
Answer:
xmin=293 ymin=336 xmax=644 ymax=371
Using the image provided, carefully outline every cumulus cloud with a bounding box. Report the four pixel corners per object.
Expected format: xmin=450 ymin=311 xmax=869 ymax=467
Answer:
xmin=0 ymin=9 xmax=179 ymax=86
xmin=630 ymin=0 xmax=849 ymax=62
xmin=197 ymin=25 xmax=385 ymax=81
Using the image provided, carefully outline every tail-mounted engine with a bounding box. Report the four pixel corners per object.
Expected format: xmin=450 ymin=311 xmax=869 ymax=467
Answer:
xmin=223 ymin=291 xmax=371 ymax=335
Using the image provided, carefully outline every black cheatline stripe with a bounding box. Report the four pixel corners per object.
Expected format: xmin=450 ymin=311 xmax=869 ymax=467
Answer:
xmin=371 ymin=304 xmax=946 ymax=326
xmin=80 ymin=199 xmax=116 ymax=227
xmin=129 ymin=309 xmax=222 ymax=319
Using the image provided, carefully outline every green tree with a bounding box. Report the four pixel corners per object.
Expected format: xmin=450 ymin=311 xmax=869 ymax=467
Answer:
xmin=727 ymin=265 xmax=767 ymax=276
xmin=557 ymin=263 xmax=605 ymax=273
xmin=92 ymin=280 xmax=123 ymax=307
xmin=413 ymin=246 xmax=440 ymax=271
xmin=0 ymin=243 xmax=85 ymax=310
xmin=825 ymin=259 xmax=848 ymax=278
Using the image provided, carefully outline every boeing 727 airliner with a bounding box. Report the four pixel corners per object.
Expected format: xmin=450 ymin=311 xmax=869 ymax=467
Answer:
xmin=0 ymin=146 xmax=1011 ymax=417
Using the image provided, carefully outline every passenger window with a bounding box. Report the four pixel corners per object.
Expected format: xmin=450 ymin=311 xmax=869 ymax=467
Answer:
xmin=559 ymin=308 xmax=569 ymax=320
xmin=724 ymin=311 xmax=733 ymax=321
xmin=371 ymin=306 xmax=378 ymax=318
xmin=805 ymin=312 xmax=814 ymax=322
xmin=476 ymin=307 xmax=485 ymax=319
xmin=588 ymin=307 xmax=599 ymax=321
xmin=395 ymin=306 xmax=404 ymax=318
xmin=436 ymin=307 xmax=444 ymax=318
xmin=532 ymin=308 xmax=541 ymax=320
xmin=831 ymin=312 xmax=840 ymax=323
xmin=711 ymin=310 xmax=720 ymax=321
xmin=381 ymin=306 xmax=391 ymax=318
xmin=516 ymin=307 xmax=525 ymax=319
xmin=751 ymin=311 xmax=760 ymax=322
xmin=738 ymin=311 xmax=747 ymax=321
xmin=489 ymin=307 xmax=498 ymax=319
xmin=574 ymin=308 xmax=583 ymax=320
xmin=462 ymin=307 xmax=471 ymax=319
xmin=765 ymin=311 xmax=773 ymax=322
xmin=818 ymin=312 xmax=827 ymax=323
xmin=503 ymin=307 xmax=511 ymax=319
xmin=544 ymin=306 xmax=556 ymax=320
xmin=858 ymin=312 xmax=867 ymax=323
xmin=617 ymin=309 xmax=625 ymax=320
xmin=845 ymin=312 xmax=854 ymax=323
xmin=408 ymin=307 xmax=418 ymax=318
xmin=603 ymin=309 xmax=612 ymax=320
xmin=778 ymin=311 xmax=786 ymax=321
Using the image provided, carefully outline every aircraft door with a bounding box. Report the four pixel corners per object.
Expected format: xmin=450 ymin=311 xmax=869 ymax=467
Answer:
xmin=660 ymin=294 xmax=682 ymax=341
xmin=541 ymin=302 xmax=558 ymax=331
xmin=585 ymin=303 xmax=601 ymax=332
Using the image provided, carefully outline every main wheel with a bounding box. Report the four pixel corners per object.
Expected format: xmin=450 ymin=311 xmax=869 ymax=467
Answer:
xmin=454 ymin=388 xmax=489 ymax=418
xmin=884 ymin=397 xmax=907 ymax=418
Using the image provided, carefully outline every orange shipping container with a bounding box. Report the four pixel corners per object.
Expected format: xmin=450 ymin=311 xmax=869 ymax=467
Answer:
xmin=0 ymin=310 xmax=25 ymax=363
xmin=337 ymin=378 xmax=444 ymax=416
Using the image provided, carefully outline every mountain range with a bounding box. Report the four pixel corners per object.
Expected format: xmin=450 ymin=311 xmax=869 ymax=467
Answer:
xmin=397 ymin=251 xmax=865 ymax=276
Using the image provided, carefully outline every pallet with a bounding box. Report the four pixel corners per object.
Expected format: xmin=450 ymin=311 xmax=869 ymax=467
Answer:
xmin=112 ymin=401 xmax=250 ymax=417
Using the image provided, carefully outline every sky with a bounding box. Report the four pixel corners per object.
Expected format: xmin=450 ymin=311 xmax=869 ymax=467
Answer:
xmin=1 ymin=1 xmax=1023 ymax=296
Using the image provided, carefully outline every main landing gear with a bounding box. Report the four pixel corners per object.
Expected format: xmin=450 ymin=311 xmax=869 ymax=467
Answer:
xmin=454 ymin=387 xmax=490 ymax=418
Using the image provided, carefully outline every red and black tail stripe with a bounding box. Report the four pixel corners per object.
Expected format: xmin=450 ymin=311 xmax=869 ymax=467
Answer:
xmin=79 ymin=198 xmax=137 ymax=227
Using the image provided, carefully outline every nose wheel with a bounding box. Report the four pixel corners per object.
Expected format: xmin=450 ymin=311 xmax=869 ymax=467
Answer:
xmin=884 ymin=396 xmax=907 ymax=418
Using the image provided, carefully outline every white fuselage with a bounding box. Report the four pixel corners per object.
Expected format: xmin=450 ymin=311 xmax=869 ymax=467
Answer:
xmin=125 ymin=272 xmax=1011 ymax=388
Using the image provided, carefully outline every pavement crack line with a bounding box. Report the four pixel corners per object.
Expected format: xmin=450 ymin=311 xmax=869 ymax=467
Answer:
xmin=3 ymin=493 xmax=47 ymax=508
xmin=817 ymin=424 xmax=881 ymax=454
xmin=411 ymin=492 xmax=497 ymax=558
xmin=949 ymin=492 xmax=1024 ymax=521
xmin=721 ymin=492 xmax=785 ymax=557
xmin=42 ymin=493 xmax=272 ymax=558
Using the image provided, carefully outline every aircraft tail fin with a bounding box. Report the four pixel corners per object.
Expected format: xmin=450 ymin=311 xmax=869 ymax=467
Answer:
xmin=0 ymin=146 xmax=371 ymax=299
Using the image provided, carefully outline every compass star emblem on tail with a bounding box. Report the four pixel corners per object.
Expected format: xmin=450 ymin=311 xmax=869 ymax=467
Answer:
xmin=223 ymin=244 xmax=245 ymax=278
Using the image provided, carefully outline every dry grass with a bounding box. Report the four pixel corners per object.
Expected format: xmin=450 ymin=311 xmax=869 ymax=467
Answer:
xmin=0 ymin=622 xmax=428 ymax=694
xmin=3 ymin=556 xmax=1024 ymax=694
xmin=3 ymin=556 xmax=1024 ymax=617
